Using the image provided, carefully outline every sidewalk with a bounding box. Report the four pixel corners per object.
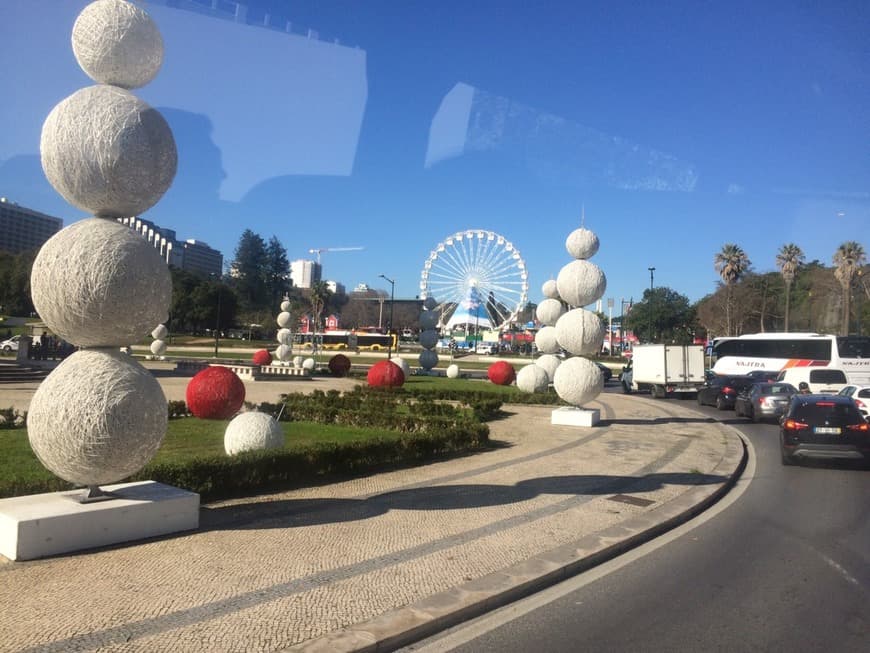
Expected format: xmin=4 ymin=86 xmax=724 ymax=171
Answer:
xmin=0 ymin=381 xmax=745 ymax=653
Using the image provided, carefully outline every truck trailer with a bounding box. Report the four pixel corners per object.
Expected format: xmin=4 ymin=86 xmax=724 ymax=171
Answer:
xmin=621 ymin=344 xmax=706 ymax=398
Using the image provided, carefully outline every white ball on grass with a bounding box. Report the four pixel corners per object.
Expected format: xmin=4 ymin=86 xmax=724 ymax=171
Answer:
xmin=535 ymin=354 xmax=562 ymax=383
xmin=302 ymin=357 xmax=316 ymax=371
xmin=535 ymin=326 xmax=561 ymax=354
xmin=555 ymin=308 xmax=606 ymax=356
xmin=556 ymin=260 xmax=607 ymax=308
xmin=553 ymin=357 xmax=604 ymax=406
xmin=40 ymin=85 xmax=176 ymax=217
xmin=517 ymin=364 xmax=550 ymax=393
xmin=224 ymin=411 xmax=284 ymax=456
xmin=536 ymin=298 xmax=565 ymax=327
xmin=30 ymin=219 xmax=171 ymax=347
xmin=565 ymin=227 xmax=600 ymax=260
xmin=72 ymin=0 xmax=164 ymax=89
xmin=446 ymin=363 xmax=460 ymax=378
xmin=27 ymin=348 xmax=167 ymax=486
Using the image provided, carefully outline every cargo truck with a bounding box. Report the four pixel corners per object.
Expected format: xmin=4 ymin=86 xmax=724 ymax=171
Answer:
xmin=621 ymin=344 xmax=706 ymax=398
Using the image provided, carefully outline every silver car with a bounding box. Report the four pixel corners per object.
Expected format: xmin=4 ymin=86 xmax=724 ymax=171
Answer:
xmin=735 ymin=382 xmax=798 ymax=423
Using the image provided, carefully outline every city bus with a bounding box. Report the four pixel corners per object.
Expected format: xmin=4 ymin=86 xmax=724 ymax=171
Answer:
xmin=294 ymin=329 xmax=397 ymax=351
xmin=711 ymin=333 xmax=870 ymax=385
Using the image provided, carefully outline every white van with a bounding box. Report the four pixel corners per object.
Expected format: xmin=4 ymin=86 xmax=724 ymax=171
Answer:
xmin=775 ymin=366 xmax=849 ymax=394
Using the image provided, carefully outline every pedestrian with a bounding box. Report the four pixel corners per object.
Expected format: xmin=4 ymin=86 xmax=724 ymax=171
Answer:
xmin=798 ymin=381 xmax=810 ymax=394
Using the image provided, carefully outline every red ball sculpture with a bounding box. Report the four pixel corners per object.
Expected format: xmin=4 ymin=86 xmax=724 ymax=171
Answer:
xmin=488 ymin=361 xmax=516 ymax=386
xmin=186 ymin=366 xmax=246 ymax=419
xmin=252 ymin=349 xmax=272 ymax=366
xmin=328 ymin=354 xmax=352 ymax=377
xmin=367 ymin=359 xmax=405 ymax=388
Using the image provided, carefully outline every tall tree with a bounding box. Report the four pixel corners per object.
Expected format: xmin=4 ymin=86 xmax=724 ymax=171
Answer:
xmin=776 ymin=243 xmax=804 ymax=332
xmin=229 ymin=229 xmax=268 ymax=312
xmin=308 ymin=280 xmax=332 ymax=333
xmin=833 ymin=241 xmax=867 ymax=335
xmin=624 ymin=286 xmax=697 ymax=344
xmin=714 ymin=243 xmax=751 ymax=336
xmin=264 ymin=236 xmax=290 ymax=307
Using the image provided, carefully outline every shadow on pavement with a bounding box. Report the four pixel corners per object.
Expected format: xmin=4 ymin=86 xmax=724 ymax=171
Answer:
xmin=201 ymin=471 xmax=727 ymax=531
xmin=601 ymin=416 xmax=719 ymax=426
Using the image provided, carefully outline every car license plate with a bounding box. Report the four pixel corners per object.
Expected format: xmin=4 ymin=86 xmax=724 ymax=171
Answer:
xmin=814 ymin=426 xmax=841 ymax=435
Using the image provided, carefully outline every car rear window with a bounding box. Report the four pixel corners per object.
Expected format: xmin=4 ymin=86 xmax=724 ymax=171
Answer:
xmin=858 ymin=389 xmax=870 ymax=399
xmin=808 ymin=369 xmax=847 ymax=384
xmin=792 ymin=401 xmax=862 ymax=424
xmin=766 ymin=384 xmax=795 ymax=395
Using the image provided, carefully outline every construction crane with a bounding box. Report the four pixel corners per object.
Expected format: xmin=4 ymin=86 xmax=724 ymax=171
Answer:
xmin=308 ymin=246 xmax=364 ymax=264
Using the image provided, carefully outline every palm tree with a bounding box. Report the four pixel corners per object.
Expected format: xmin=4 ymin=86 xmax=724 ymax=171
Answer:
xmin=775 ymin=243 xmax=805 ymax=332
xmin=714 ymin=244 xmax=751 ymax=336
xmin=833 ymin=241 xmax=867 ymax=335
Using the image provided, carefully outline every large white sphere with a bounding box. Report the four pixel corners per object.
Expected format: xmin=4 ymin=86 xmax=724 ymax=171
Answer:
xmin=419 ymin=329 xmax=439 ymax=349
xmin=419 ymin=349 xmax=439 ymax=370
xmin=446 ymin=363 xmax=460 ymax=378
xmin=224 ymin=411 xmax=284 ymax=456
xmin=565 ymin=228 xmax=600 ymax=260
xmin=27 ymin=349 xmax=167 ymax=486
xmin=535 ymin=326 xmax=561 ymax=354
xmin=555 ymin=308 xmax=606 ymax=356
xmin=556 ymin=260 xmax=607 ymax=307
xmin=535 ymin=354 xmax=562 ymax=382
xmin=150 ymin=339 xmax=167 ymax=356
xmin=31 ymin=219 xmax=171 ymax=347
xmin=536 ymin=298 xmax=565 ymax=327
xmin=72 ymin=0 xmax=164 ymax=89
xmin=280 ymin=300 xmax=291 ymax=312
xmin=41 ymin=85 xmax=177 ymax=218
xmin=151 ymin=324 xmax=168 ymax=340
xmin=277 ymin=312 xmax=293 ymax=328
xmin=423 ymin=297 xmax=438 ymax=310
xmin=542 ymin=279 xmax=560 ymax=300
xmin=275 ymin=344 xmax=292 ymax=361
xmin=292 ymin=356 xmax=304 ymax=369
xmin=302 ymin=357 xmax=316 ymax=371
xmin=420 ymin=310 xmax=439 ymax=330
xmin=516 ymin=364 xmax=550 ymax=394
xmin=276 ymin=328 xmax=293 ymax=345
xmin=391 ymin=357 xmax=411 ymax=378
xmin=553 ymin=357 xmax=604 ymax=406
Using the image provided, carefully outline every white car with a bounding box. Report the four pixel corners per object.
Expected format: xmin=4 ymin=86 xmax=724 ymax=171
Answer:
xmin=838 ymin=385 xmax=870 ymax=417
xmin=1 ymin=335 xmax=21 ymax=352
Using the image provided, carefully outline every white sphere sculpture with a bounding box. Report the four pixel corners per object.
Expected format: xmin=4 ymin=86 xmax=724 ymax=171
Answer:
xmin=565 ymin=227 xmax=600 ymax=260
xmin=536 ymin=298 xmax=565 ymax=327
xmin=535 ymin=354 xmax=562 ymax=382
xmin=277 ymin=312 xmax=293 ymax=328
xmin=553 ymin=357 xmax=604 ymax=406
xmin=555 ymin=308 xmax=606 ymax=356
xmin=151 ymin=324 xmax=168 ymax=340
xmin=27 ymin=349 xmax=167 ymax=486
xmin=31 ymin=219 xmax=171 ymax=347
xmin=280 ymin=300 xmax=291 ymax=312
xmin=420 ymin=309 xmax=438 ymax=330
xmin=391 ymin=357 xmax=411 ymax=379
xmin=302 ymin=357 xmax=316 ymax=371
xmin=556 ymin=260 xmax=607 ymax=308
xmin=72 ymin=0 xmax=164 ymax=89
xmin=275 ymin=344 xmax=292 ymax=362
xmin=446 ymin=363 xmax=460 ymax=379
xmin=150 ymin=339 xmax=167 ymax=356
xmin=419 ymin=329 xmax=438 ymax=350
xmin=276 ymin=328 xmax=293 ymax=346
xmin=420 ymin=349 xmax=439 ymax=370
xmin=40 ymin=85 xmax=177 ymax=218
xmin=517 ymin=364 xmax=550 ymax=393
xmin=293 ymin=356 xmax=304 ymax=369
xmin=224 ymin=411 xmax=284 ymax=456
xmin=542 ymin=279 xmax=560 ymax=300
xmin=534 ymin=326 xmax=562 ymax=354
xmin=423 ymin=297 xmax=438 ymax=310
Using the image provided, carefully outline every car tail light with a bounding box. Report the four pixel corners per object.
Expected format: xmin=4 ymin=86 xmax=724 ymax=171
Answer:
xmin=782 ymin=418 xmax=808 ymax=430
xmin=855 ymin=399 xmax=867 ymax=411
xmin=723 ymin=386 xmax=734 ymax=395
xmin=758 ymin=397 xmax=772 ymax=408
xmin=845 ymin=423 xmax=869 ymax=432
xmin=815 ymin=401 xmax=835 ymax=406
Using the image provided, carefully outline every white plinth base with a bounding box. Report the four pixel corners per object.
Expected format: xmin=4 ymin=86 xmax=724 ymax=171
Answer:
xmin=551 ymin=406 xmax=600 ymax=427
xmin=0 ymin=481 xmax=199 ymax=561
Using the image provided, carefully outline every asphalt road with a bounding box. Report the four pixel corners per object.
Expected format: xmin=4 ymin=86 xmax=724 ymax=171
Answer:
xmin=404 ymin=390 xmax=870 ymax=652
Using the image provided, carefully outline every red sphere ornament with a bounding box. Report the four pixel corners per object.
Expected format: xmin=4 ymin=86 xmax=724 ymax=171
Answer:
xmin=328 ymin=354 xmax=352 ymax=377
xmin=367 ymin=359 xmax=405 ymax=388
xmin=186 ymin=366 xmax=246 ymax=419
xmin=488 ymin=361 xmax=516 ymax=386
xmin=252 ymin=349 xmax=272 ymax=366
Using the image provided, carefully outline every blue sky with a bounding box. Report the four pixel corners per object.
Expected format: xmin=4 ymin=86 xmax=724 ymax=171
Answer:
xmin=1 ymin=0 xmax=867 ymax=314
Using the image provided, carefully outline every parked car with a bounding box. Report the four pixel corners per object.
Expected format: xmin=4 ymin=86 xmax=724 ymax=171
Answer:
xmin=774 ymin=366 xmax=849 ymax=394
xmin=746 ymin=369 xmax=780 ymax=383
xmin=734 ymin=382 xmax=798 ymax=422
xmin=780 ymin=394 xmax=870 ymax=465
xmin=697 ymin=375 xmax=754 ymax=410
xmin=1 ymin=335 xmax=21 ymax=353
xmin=595 ymin=362 xmax=613 ymax=384
xmin=838 ymin=385 xmax=870 ymax=418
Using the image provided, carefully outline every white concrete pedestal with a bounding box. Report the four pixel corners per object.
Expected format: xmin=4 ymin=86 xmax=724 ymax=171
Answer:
xmin=0 ymin=481 xmax=199 ymax=561
xmin=551 ymin=406 xmax=600 ymax=427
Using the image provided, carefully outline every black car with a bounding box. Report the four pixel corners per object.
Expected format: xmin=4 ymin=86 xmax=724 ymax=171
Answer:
xmin=697 ymin=375 xmax=754 ymax=410
xmin=745 ymin=369 xmax=779 ymax=383
xmin=780 ymin=394 xmax=870 ymax=466
xmin=734 ymin=382 xmax=797 ymax=422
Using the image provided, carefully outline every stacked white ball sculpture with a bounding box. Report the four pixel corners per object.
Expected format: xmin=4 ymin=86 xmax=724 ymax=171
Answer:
xmin=275 ymin=299 xmax=294 ymax=363
xmin=27 ymin=0 xmax=176 ymax=497
xmin=418 ymin=296 xmax=440 ymax=372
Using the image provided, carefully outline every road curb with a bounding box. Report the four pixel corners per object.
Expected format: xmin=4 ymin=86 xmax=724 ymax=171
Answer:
xmin=286 ymin=427 xmax=749 ymax=652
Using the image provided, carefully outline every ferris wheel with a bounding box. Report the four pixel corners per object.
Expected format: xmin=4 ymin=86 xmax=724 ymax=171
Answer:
xmin=419 ymin=229 xmax=529 ymax=330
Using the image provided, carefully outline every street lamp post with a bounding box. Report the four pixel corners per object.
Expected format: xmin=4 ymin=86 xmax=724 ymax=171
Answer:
xmin=648 ymin=267 xmax=655 ymax=343
xmin=379 ymin=274 xmax=395 ymax=359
